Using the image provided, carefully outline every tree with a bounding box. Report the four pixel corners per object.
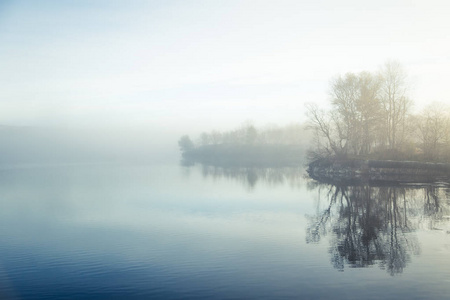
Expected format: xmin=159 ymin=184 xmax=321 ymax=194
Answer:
xmin=306 ymin=103 xmax=348 ymax=158
xmin=416 ymin=103 xmax=450 ymax=161
xmin=357 ymin=72 xmax=383 ymax=154
xmin=379 ymin=61 xmax=412 ymax=150
xmin=306 ymin=61 xmax=413 ymax=161
xmin=330 ymin=72 xmax=382 ymax=155
xmin=244 ymin=124 xmax=257 ymax=144
xmin=210 ymin=130 xmax=223 ymax=144
xmin=329 ymin=73 xmax=360 ymax=155
xmin=178 ymin=135 xmax=195 ymax=152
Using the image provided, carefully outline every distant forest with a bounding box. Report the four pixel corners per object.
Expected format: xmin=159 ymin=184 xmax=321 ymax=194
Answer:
xmin=307 ymin=61 xmax=450 ymax=163
xmin=178 ymin=123 xmax=310 ymax=166
xmin=179 ymin=122 xmax=310 ymax=149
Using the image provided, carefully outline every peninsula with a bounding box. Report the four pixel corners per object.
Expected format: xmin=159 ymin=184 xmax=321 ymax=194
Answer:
xmin=306 ymin=61 xmax=450 ymax=184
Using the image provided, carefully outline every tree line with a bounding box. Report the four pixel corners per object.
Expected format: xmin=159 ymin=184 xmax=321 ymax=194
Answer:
xmin=307 ymin=61 xmax=450 ymax=162
xmin=178 ymin=122 xmax=310 ymax=153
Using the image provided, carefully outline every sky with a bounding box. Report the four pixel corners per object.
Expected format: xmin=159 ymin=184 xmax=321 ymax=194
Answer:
xmin=1 ymin=0 xmax=450 ymax=135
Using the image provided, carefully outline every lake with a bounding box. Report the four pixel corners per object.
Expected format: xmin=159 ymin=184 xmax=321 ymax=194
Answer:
xmin=0 ymin=162 xmax=449 ymax=299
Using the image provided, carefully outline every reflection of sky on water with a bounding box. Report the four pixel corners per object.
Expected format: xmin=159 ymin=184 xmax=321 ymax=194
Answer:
xmin=0 ymin=164 xmax=449 ymax=299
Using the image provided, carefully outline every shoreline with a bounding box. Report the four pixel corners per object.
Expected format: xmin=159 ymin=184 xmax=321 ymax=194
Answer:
xmin=308 ymin=157 xmax=450 ymax=185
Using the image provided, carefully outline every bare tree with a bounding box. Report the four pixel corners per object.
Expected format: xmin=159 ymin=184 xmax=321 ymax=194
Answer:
xmin=329 ymin=72 xmax=383 ymax=155
xmin=357 ymin=72 xmax=383 ymax=154
xmin=210 ymin=130 xmax=223 ymax=145
xmin=305 ymin=103 xmax=347 ymax=158
xmin=416 ymin=103 xmax=450 ymax=161
xmin=330 ymin=73 xmax=360 ymax=155
xmin=379 ymin=61 xmax=412 ymax=150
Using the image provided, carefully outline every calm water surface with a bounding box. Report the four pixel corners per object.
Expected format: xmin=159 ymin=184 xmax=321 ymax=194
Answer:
xmin=0 ymin=163 xmax=449 ymax=299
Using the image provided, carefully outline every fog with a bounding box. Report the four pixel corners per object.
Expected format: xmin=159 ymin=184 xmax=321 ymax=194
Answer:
xmin=3 ymin=3 xmax=450 ymax=299
xmin=0 ymin=126 xmax=181 ymax=165
xmin=1 ymin=1 xmax=450 ymax=165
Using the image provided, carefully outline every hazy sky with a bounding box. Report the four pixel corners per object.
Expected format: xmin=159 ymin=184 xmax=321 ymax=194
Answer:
xmin=1 ymin=0 xmax=450 ymax=133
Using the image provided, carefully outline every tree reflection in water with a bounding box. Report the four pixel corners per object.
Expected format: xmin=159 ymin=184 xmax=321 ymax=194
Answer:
xmin=182 ymin=162 xmax=306 ymax=190
xmin=306 ymin=183 xmax=450 ymax=275
xmin=181 ymin=162 xmax=450 ymax=275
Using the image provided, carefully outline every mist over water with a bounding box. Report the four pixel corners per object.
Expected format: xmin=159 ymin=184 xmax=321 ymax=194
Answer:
xmin=1 ymin=1 xmax=450 ymax=299
xmin=0 ymin=126 xmax=180 ymax=166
